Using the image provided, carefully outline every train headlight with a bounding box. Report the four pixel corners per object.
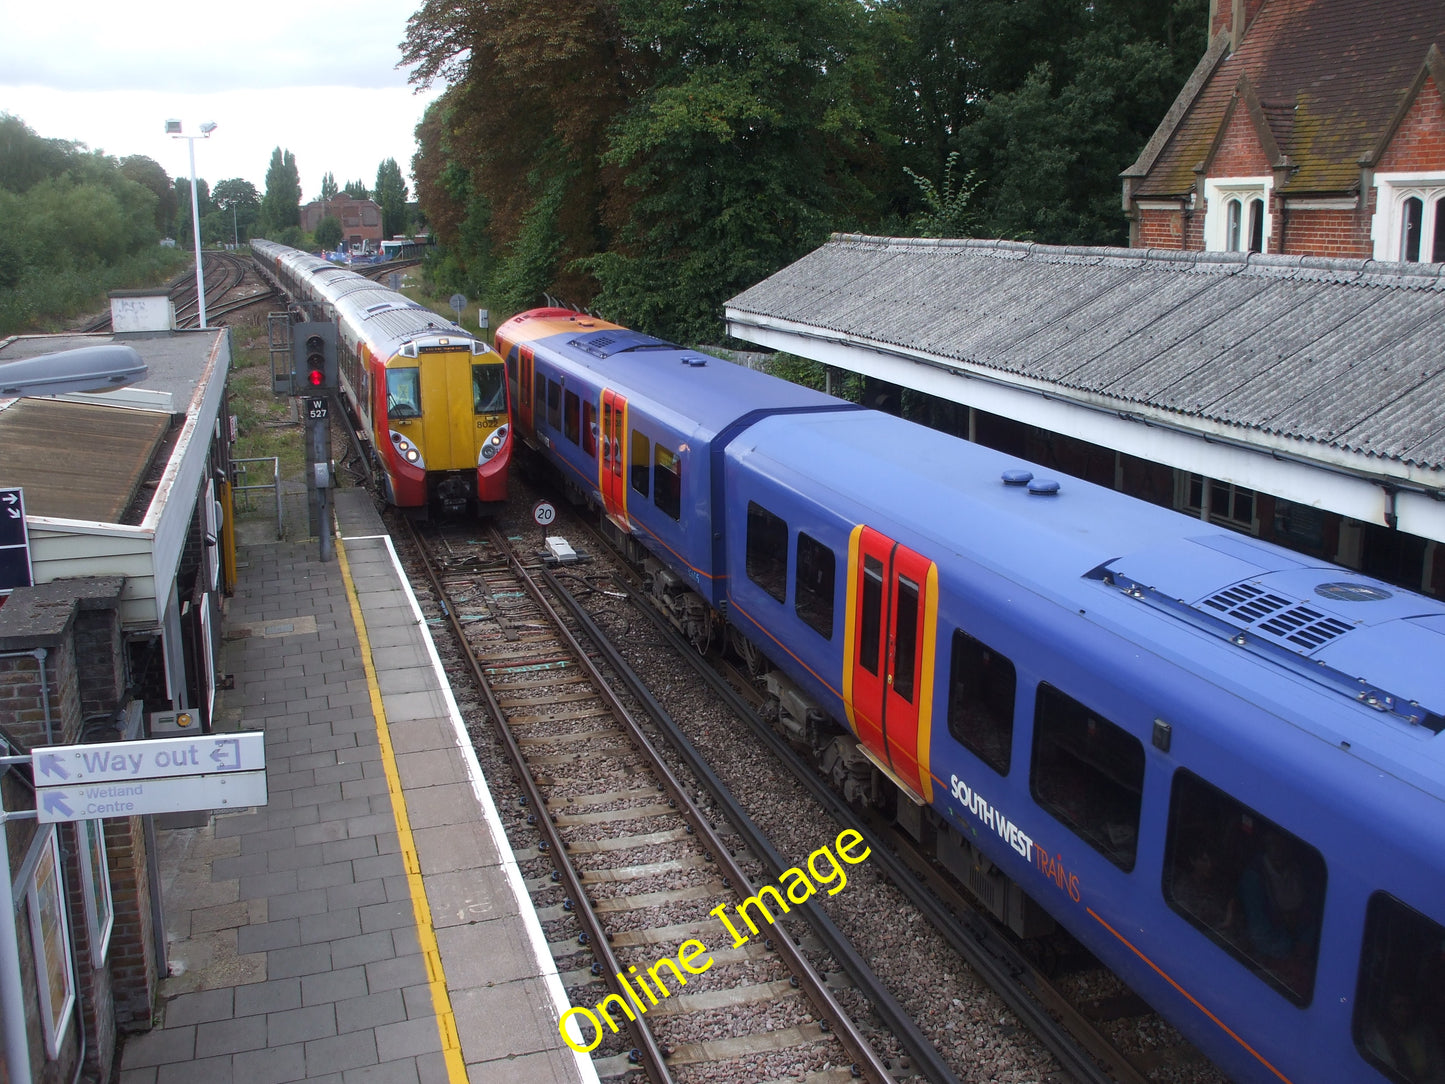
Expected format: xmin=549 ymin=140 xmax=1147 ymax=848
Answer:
xmin=389 ymin=431 xmax=425 ymax=470
xmin=480 ymin=424 xmax=509 ymax=463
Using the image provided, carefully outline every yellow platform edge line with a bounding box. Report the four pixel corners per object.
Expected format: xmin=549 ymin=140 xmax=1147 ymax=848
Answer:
xmin=336 ymin=536 xmax=470 ymax=1078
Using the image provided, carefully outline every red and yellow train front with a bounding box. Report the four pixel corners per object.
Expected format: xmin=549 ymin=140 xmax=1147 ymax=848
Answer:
xmin=374 ymin=338 xmax=511 ymax=513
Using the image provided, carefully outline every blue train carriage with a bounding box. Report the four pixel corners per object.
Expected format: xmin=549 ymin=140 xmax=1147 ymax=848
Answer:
xmin=495 ymin=308 xmax=855 ymax=649
xmin=719 ymin=407 xmax=1445 ymax=1084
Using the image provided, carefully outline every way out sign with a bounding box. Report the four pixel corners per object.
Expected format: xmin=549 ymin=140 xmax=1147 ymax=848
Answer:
xmin=31 ymin=732 xmax=268 ymax=822
xmin=32 ymin=733 xmax=265 ymax=784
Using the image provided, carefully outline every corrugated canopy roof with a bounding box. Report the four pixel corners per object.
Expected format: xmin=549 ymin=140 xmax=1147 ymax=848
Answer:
xmin=725 ymin=234 xmax=1445 ymax=471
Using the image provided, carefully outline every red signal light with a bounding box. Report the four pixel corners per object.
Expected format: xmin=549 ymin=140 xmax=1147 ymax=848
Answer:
xmin=308 ymin=368 xmax=324 ymax=386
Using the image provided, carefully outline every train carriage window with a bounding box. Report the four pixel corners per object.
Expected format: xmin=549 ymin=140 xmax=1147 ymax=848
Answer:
xmin=892 ymin=577 xmax=920 ymax=702
xmin=582 ymin=401 xmax=597 ymax=459
xmin=746 ymin=502 xmax=788 ymax=603
xmin=631 ymin=432 xmax=650 ymax=496
xmin=794 ymin=533 xmax=835 ymax=639
xmin=860 ymin=557 xmax=884 ymax=675
xmin=564 ymin=390 xmax=580 ymax=445
xmin=654 ymin=444 xmax=681 ymax=520
xmin=473 ymin=365 xmax=506 ymax=414
xmin=1030 ymin=685 xmax=1144 ymax=871
xmin=547 ymin=379 xmax=561 ymax=430
xmin=386 ymin=368 xmax=420 ymax=418
xmin=1354 ymin=894 xmax=1445 ymax=1083
xmin=1164 ymin=770 xmax=1325 ymax=1006
xmin=534 ymin=372 xmax=546 ymax=422
xmin=947 ymin=631 xmax=1016 ymax=775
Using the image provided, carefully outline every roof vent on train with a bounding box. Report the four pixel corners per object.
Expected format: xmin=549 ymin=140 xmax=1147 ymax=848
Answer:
xmin=1027 ymin=478 xmax=1060 ymax=496
xmin=682 ymin=356 xmax=708 ymax=367
xmin=1002 ymin=469 xmax=1033 ymax=486
xmin=1087 ymin=536 xmax=1445 ymax=732
xmin=569 ymin=329 xmax=680 ymax=358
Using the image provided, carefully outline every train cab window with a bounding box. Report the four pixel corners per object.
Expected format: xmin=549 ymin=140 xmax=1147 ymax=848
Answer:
xmin=547 ymin=379 xmax=561 ymax=430
xmin=1030 ymin=685 xmax=1144 ymax=871
xmin=386 ymin=368 xmax=420 ymax=418
xmin=1164 ymin=770 xmax=1325 ymax=1006
xmin=746 ymin=502 xmax=789 ymax=603
xmin=794 ymin=533 xmax=835 ymax=639
xmin=473 ymin=365 xmax=506 ymax=415
xmin=564 ymin=390 xmax=580 ymax=445
xmin=859 ymin=557 xmax=884 ymax=675
xmin=582 ymin=401 xmax=597 ymax=459
xmin=946 ymin=631 xmax=1016 ymax=776
xmin=1354 ymin=894 xmax=1445 ymax=1083
xmin=654 ymin=444 xmax=681 ymax=520
xmin=630 ymin=432 xmax=651 ymax=496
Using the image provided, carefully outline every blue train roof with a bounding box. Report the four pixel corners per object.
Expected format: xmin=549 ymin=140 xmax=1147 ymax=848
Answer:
xmin=533 ymin=329 xmax=847 ymax=435
xmin=733 ymin=408 xmax=1445 ymax=777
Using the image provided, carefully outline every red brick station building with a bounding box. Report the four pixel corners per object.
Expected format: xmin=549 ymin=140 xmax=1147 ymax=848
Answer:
xmin=1124 ymin=0 xmax=1445 ymax=261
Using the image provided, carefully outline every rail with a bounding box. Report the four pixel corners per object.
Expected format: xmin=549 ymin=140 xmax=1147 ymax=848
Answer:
xmin=230 ymin=457 xmax=283 ymax=539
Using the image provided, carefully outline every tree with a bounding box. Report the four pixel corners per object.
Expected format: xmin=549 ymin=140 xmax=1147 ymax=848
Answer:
xmin=589 ymin=0 xmax=886 ymax=342
xmin=213 ymin=178 xmax=261 ymax=244
xmin=343 ymin=179 xmax=369 ymax=199
xmin=0 ymin=113 xmax=78 ymax=193
xmin=172 ymin=176 xmax=213 ymax=246
xmin=259 ymin=147 xmax=301 ymax=236
xmin=320 ymin=172 xmax=338 ymax=201
xmin=120 ymin=155 xmax=175 ymax=233
xmin=374 ymin=158 xmax=408 ymax=239
xmin=315 ymin=215 xmax=343 ymax=251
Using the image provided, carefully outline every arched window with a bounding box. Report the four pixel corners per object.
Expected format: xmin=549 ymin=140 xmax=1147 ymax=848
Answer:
xmin=1247 ymin=198 xmax=1264 ymax=253
xmin=1226 ymin=198 xmax=1243 ymax=252
xmin=1401 ymin=196 xmax=1423 ymax=262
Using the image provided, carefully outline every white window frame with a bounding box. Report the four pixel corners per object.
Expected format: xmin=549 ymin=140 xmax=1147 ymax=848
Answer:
xmin=1371 ymin=172 xmax=1445 ymax=262
xmin=1203 ymin=177 xmax=1273 ymax=253
xmin=1176 ymin=472 xmax=1260 ymax=533
xmin=77 ymin=819 xmax=114 ymax=967
xmin=27 ymin=830 xmax=76 ymax=1058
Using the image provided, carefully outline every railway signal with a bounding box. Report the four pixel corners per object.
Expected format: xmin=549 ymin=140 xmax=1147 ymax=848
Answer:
xmin=291 ymin=321 xmax=337 ymax=392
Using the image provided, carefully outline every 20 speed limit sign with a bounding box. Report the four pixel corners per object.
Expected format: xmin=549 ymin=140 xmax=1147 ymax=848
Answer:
xmin=532 ymin=500 xmax=557 ymax=526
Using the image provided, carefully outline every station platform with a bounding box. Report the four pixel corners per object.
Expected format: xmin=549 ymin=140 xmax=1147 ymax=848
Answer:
xmin=117 ymin=490 xmax=597 ymax=1084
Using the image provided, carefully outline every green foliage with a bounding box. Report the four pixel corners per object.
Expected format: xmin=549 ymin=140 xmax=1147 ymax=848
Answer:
xmin=343 ymin=179 xmax=369 ymax=199
xmin=405 ymin=0 xmax=1210 ymax=338
xmin=320 ymin=172 xmax=338 ymax=201
xmin=904 ymin=151 xmax=980 ymax=237
xmin=260 ymin=148 xmax=301 ymax=235
xmin=374 ymin=158 xmax=409 ymax=239
xmin=213 ymin=178 xmax=261 ymax=244
xmin=314 ymin=215 xmax=344 ymax=251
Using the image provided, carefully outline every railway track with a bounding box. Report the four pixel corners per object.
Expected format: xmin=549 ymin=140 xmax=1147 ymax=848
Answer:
xmin=397 ymin=518 xmax=925 ymax=1084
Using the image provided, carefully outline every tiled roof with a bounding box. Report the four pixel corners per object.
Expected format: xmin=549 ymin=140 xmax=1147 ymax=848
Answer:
xmin=1131 ymin=0 xmax=1445 ymax=196
xmin=725 ymin=234 xmax=1445 ymax=471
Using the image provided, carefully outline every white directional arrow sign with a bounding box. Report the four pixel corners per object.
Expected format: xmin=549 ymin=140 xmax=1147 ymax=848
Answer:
xmin=35 ymin=772 xmax=268 ymax=823
xmin=31 ymin=732 xmax=265 ymax=785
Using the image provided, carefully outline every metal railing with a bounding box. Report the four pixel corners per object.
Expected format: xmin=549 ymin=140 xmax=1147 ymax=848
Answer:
xmin=231 ymin=457 xmax=283 ymax=539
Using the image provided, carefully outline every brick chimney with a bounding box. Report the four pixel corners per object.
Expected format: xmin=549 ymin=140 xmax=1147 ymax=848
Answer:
xmin=1211 ymin=0 xmax=1268 ymax=49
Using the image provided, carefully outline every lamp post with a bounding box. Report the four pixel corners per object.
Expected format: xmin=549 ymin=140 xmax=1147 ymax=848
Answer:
xmin=165 ymin=119 xmax=217 ymax=329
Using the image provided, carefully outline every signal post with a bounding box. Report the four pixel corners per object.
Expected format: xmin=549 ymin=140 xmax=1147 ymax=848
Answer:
xmin=291 ymin=321 xmax=338 ymax=560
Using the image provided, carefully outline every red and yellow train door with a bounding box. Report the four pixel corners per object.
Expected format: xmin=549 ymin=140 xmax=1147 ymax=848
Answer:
xmin=844 ymin=525 xmax=937 ymax=803
xmin=518 ymin=346 xmax=535 ymax=434
xmin=599 ymin=389 xmax=629 ymax=529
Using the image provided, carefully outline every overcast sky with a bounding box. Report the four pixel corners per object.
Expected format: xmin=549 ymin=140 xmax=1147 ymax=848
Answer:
xmin=0 ymin=0 xmax=446 ymax=203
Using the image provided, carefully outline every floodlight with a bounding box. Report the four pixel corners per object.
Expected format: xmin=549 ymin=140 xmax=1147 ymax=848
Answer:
xmin=165 ymin=119 xmax=182 ymax=134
